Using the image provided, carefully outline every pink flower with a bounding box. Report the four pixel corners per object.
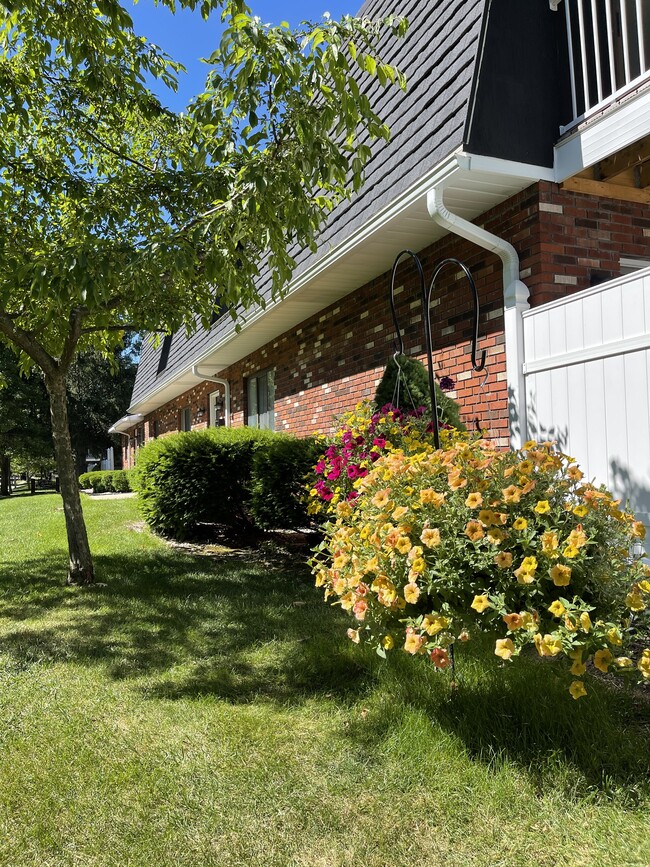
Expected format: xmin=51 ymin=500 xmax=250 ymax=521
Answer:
xmin=430 ymin=648 xmax=451 ymax=669
xmin=347 ymin=464 xmax=360 ymax=479
xmin=353 ymin=599 xmax=368 ymax=621
xmin=373 ymin=437 xmax=386 ymax=448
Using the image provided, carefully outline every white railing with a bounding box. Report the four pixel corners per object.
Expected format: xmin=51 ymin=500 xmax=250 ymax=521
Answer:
xmin=557 ymin=0 xmax=650 ymax=131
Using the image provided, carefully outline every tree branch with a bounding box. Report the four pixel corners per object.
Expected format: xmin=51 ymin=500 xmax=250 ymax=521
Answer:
xmin=81 ymin=324 xmax=139 ymax=333
xmin=60 ymin=307 xmax=86 ymax=372
xmin=0 ymin=309 xmax=56 ymax=376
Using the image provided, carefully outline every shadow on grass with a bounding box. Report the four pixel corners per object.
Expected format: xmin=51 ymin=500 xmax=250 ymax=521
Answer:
xmin=0 ymin=545 xmax=648 ymax=801
xmin=344 ymin=642 xmax=650 ymax=805
xmin=0 ymin=547 xmax=368 ymax=704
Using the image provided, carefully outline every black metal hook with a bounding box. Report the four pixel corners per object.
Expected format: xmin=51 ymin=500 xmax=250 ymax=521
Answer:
xmin=427 ymin=257 xmax=486 ymax=373
xmin=388 ymin=251 xmax=487 ymax=451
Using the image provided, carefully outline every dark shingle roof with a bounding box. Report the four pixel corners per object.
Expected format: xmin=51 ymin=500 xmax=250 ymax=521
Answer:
xmin=130 ymin=0 xmax=487 ymax=407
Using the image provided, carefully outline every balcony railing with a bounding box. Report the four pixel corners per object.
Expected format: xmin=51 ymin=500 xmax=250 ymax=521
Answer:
xmin=556 ymin=0 xmax=650 ymax=131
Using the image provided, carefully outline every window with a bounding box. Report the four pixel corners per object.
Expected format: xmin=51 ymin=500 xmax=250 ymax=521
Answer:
xmin=180 ymin=407 xmax=192 ymax=432
xmin=156 ymin=335 xmax=173 ymax=375
xmin=247 ymin=370 xmax=275 ymax=430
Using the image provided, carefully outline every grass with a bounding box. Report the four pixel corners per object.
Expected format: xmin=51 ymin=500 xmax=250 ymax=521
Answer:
xmin=0 ymin=492 xmax=648 ymax=866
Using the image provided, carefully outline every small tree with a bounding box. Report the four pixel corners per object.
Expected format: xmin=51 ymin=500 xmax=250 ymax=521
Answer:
xmin=0 ymin=0 xmax=406 ymax=583
xmin=374 ymin=354 xmax=465 ymax=429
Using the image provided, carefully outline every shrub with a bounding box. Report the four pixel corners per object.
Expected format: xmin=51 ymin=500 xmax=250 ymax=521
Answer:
xmin=310 ymin=431 xmax=650 ymax=698
xmin=78 ymin=469 xmax=134 ymax=493
xmin=374 ymin=354 xmax=464 ymax=430
xmin=250 ymin=435 xmax=322 ymax=529
xmin=134 ymin=427 xmax=274 ymax=539
xmin=110 ymin=470 xmax=132 ymax=492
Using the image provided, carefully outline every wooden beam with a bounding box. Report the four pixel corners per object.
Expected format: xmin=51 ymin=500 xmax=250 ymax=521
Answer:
xmin=562 ymin=176 xmax=650 ymax=204
xmin=598 ymin=136 xmax=650 ymax=180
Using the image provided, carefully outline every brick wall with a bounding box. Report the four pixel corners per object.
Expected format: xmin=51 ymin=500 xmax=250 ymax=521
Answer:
xmin=123 ymin=180 xmax=649 ymax=465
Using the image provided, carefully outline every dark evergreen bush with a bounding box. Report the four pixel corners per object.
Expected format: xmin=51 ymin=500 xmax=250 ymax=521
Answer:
xmin=374 ymin=354 xmax=465 ymax=430
xmin=250 ymin=435 xmax=321 ymax=530
xmin=134 ymin=427 xmax=274 ymax=539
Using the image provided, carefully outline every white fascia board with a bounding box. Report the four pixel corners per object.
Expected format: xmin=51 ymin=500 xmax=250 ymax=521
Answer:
xmin=554 ymin=87 xmax=650 ymax=181
xmin=454 ymin=153 xmax=556 ymax=183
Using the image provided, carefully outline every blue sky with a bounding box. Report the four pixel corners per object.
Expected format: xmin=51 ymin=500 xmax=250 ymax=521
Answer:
xmin=128 ymin=0 xmax=357 ymax=111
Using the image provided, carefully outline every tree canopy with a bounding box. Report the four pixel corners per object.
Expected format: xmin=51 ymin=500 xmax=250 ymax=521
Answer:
xmin=0 ymin=0 xmax=407 ymax=582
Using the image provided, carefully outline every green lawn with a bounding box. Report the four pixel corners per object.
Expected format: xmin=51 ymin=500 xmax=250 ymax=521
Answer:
xmin=0 ymin=493 xmax=648 ymax=867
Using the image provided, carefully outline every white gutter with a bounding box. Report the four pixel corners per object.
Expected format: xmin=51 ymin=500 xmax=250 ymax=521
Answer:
xmin=427 ymin=186 xmax=529 ymax=448
xmin=108 ymin=413 xmax=144 ymax=436
xmin=191 ymin=366 xmax=231 ymax=427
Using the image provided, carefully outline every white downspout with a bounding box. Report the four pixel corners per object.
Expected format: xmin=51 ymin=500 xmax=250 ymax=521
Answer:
xmin=191 ymin=365 xmax=231 ymax=428
xmin=427 ymin=186 xmax=529 ymax=448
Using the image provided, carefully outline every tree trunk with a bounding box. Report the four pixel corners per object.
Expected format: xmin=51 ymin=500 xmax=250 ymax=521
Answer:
xmin=45 ymin=370 xmax=95 ymax=584
xmin=0 ymin=454 xmax=10 ymax=496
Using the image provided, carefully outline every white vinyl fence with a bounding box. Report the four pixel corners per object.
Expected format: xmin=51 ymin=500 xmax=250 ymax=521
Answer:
xmin=522 ymin=267 xmax=650 ymax=549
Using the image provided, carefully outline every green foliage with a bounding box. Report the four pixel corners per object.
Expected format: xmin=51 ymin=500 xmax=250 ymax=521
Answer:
xmin=135 ymin=427 xmax=274 ymax=539
xmin=250 ymin=435 xmax=322 ymax=530
xmin=78 ymin=469 xmax=134 ymax=493
xmin=374 ymin=354 xmax=465 ymax=429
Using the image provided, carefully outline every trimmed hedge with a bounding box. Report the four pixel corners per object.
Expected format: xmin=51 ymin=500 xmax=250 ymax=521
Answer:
xmin=134 ymin=427 xmax=275 ymax=539
xmin=78 ymin=469 xmax=134 ymax=493
xmin=250 ymin=435 xmax=321 ymax=530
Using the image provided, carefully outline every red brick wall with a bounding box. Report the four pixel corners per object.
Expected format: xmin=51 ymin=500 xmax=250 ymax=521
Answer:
xmin=122 ymin=181 xmax=649 ymax=465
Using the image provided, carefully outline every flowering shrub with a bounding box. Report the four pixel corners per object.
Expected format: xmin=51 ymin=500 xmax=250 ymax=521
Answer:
xmin=306 ymin=401 xmax=444 ymax=516
xmin=311 ymin=433 xmax=650 ymax=698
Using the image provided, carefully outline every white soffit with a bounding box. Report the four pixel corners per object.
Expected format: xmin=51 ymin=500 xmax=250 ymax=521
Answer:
xmin=129 ymin=153 xmax=552 ymax=416
xmin=554 ymin=87 xmax=650 ymax=181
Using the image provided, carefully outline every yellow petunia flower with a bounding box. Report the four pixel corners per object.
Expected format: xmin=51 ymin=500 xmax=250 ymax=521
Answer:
xmin=465 ymin=520 xmax=484 ymax=542
xmin=487 ymin=528 xmax=506 ymax=545
xmin=372 ymin=488 xmax=391 ymax=509
xmin=419 ymin=488 xmax=445 ymax=507
xmin=625 ymin=591 xmax=645 ymax=612
xmin=471 ymin=594 xmax=491 ymax=613
xmin=494 ymin=551 xmax=513 ymax=569
xmin=637 ymin=650 xmax=650 ymax=679
xmin=631 ymin=521 xmax=647 ymax=540
xmin=495 ymin=638 xmax=515 ymax=660
xmin=548 ymin=600 xmax=566 ymax=617
xmin=420 ymin=527 xmax=441 ymax=548
xmin=513 ymin=517 xmax=528 ymax=531
xmin=395 ymin=536 xmax=412 ymax=555
xmin=422 ymin=614 xmax=450 ymax=636
xmin=404 ymin=583 xmax=421 ymax=604
xmin=639 ymin=580 xmax=650 ymax=593
xmin=563 ymin=545 xmax=580 ymax=559
xmin=502 ymin=485 xmax=522 ymax=504
xmin=593 ymin=649 xmax=613 ymax=672
xmin=382 ymin=634 xmax=394 ymax=650
xmin=571 ymin=658 xmax=587 ymax=676
xmin=606 ymin=627 xmax=623 ymax=646
xmin=534 ymin=500 xmax=551 ymax=514
xmin=403 ymin=628 xmax=426 ymax=655
xmin=534 ymin=633 xmax=563 ymax=657
xmin=615 ymin=656 xmax=634 ymax=669
xmin=579 ymin=612 xmax=592 ymax=632
xmin=503 ymin=612 xmax=524 ymax=631
xmin=392 ymin=505 xmax=409 ymax=521
xmin=572 ymin=505 xmax=588 ymax=517
xmin=478 ymin=509 xmax=498 ymax=526
xmin=550 ymin=564 xmax=571 ymax=587
xmin=569 ymin=680 xmax=587 ymax=700
xmin=541 ymin=530 xmax=559 ymax=554
xmin=465 ymin=492 xmax=483 ymax=509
